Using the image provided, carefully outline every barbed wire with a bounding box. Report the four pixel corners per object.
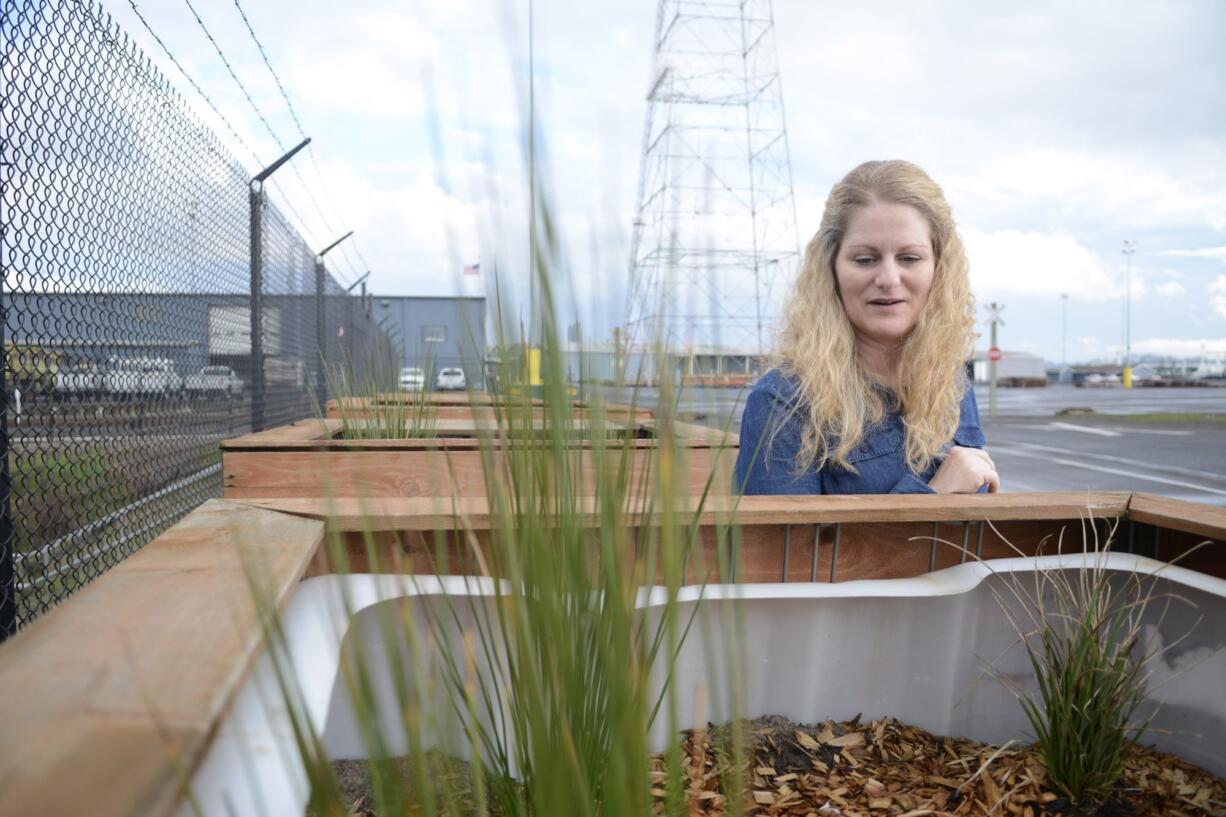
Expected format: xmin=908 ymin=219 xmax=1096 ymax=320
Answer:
xmin=177 ymin=0 xmax=366 ymax=285
xmin=180 ymin=0 xmax=283 ymax=150
xmin=125 ymin=0 xmax=262 ymax=170
xmin=125 ymin=0 xmax=334 ymax=261
xmin=229 ymin=0 xmax=307 ymax=136
xmin=230 ymin=0 xmax=376 ymax=282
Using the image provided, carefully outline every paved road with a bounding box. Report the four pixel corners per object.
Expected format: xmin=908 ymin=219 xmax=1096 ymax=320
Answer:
xmin=984 ymin=417 xmax=1226 ymax=505
xmin=596 ymin=383 xmax=1226 ymax=507
xmin=600 ymin=382 xmax=1226 ymax=430
xmin=971 ymin=383 xmax=1226 ymax=417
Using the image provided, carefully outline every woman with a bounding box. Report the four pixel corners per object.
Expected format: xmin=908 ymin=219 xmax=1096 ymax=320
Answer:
xmin=734 ymin=159 xmax=998 ymax=495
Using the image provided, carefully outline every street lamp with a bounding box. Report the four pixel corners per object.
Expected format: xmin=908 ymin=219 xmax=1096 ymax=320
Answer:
xmin=1122 ymin=240 xmax=1136 ymax=388
xmin=1061 ymin=293 xmax=1068 ymax=367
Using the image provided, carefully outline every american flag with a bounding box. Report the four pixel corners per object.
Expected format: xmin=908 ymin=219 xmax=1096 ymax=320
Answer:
xmin=463 ymin=261 xmax=481 ymax=276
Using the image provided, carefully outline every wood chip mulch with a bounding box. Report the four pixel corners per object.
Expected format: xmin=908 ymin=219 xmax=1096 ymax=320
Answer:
xmin=650 ymin=715 xmax=1226 ymax=817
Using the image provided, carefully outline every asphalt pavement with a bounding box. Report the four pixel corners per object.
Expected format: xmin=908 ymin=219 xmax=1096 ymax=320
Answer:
xmin=984 ymin=416 xmax=1226 ymax=505
xmin=597 ymin=382 xmax=1226 ymax=506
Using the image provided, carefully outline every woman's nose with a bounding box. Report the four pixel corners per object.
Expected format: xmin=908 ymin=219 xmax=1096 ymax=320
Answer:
xmin=873 ymin=258 xmax=902 ymax=288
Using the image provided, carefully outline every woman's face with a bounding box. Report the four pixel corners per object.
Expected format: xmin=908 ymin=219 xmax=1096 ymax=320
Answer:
xmin=834 ymin=201 xmax=935 ymax=348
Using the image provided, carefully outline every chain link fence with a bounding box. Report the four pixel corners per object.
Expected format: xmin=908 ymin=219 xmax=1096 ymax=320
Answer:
xmin=1 ymin=0 xmax=397 ymax=634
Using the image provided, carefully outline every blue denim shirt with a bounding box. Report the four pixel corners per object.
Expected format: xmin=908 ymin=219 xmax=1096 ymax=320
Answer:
xmin=734 ymin=369 xmax=987 ymax=495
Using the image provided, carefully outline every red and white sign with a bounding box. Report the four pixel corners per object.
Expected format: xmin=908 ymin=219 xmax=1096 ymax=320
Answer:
xmin=987 ymin=347 xmax=1002 ymax=362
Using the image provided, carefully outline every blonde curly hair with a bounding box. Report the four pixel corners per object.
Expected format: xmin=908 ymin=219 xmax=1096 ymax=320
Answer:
xmin=775 ymin=159 xmax=976 ymax=475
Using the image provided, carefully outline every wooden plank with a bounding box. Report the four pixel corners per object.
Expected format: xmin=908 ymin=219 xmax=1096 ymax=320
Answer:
xmin=329 ymin=405 xmax=656 ymax=423
xmin=224 ymin=450 xmax=493 ymax=498
xmin=1128 ymin=492 xmax=1226 ymax=542
xmin=314 ymin=517 xmax=1100 ymax=585
xmin=0 ymin=500 xmax=324 ymax=817
xmin=222 ymin=418 xmax=333 ymax=448
xmin=234 ymin=491 xmax=1129 ymax=531
xmin=223 ymin=435 xmax=735 ymax=452
xmin=223 ymin=447 xmax=735 ymax=500
xmin=667 ymin=419 xmax=736 ymax=444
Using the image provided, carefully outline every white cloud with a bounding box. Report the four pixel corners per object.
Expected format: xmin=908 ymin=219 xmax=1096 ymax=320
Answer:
xmin=1132 ymin=337 xmax=1226 ymax=357
xmin=962 ymin=227 xmax=1119 ymax=300
xmin=949 ymin=148 xmax=1226 ymax=234
xmin=1210 ymin=276 xmax=1226 ymax=319
xmin=1160 ymin=246 xmax=1226 ymax=264
xmin=1154 ymin=280 xmax=1186 ymax=298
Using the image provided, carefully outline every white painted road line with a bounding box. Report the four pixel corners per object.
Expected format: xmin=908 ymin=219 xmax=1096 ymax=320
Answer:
xmin=999 ymin=441 xmax=1226 ymax=484
xmin=991 ymin=444 xmax=1226 ymax=498
xmin=1049 ymin=422 xmax=1122 ymax=437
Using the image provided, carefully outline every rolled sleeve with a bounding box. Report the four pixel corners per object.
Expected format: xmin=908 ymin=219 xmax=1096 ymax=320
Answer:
xmin=889 ymin=472 xmax=936 ymax=494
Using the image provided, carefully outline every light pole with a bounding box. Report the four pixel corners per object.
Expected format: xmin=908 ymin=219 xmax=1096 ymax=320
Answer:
xmin=1122 ymin=240 xmax=1136 ymax=388
xmin=985 ymin=302 xmax=1005 ymax=421
xmin=1061 ymin=293 xmax=1068 ymax=367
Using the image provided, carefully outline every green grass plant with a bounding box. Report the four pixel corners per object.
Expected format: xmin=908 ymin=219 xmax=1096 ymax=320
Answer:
xmin=986 ymin=522 xmax=1204 ymax=809
xmin=318 ymin=349 xmax=440 ymax=440
xmin=244 ymin=248 xmax=747 ymax=817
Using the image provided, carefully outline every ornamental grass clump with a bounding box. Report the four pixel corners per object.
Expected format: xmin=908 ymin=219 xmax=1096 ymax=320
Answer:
xmin=318 ymin=350 xmax=439 ymax=440
xmin=258 ymin=208 xmax=746 ymax=817
xmin=989 ymin=522 xmax=1204 ymax=810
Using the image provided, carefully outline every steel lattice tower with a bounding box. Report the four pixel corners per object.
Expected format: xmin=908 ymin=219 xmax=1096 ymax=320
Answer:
xmin=626 ymin=0 xmax=800 ymax=355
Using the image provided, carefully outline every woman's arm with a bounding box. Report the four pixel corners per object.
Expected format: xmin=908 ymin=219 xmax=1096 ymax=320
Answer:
xmin=733 ymin=382 xmax=822 ymax=495
xmin=928 ymin=384 xmax=999 ymax=493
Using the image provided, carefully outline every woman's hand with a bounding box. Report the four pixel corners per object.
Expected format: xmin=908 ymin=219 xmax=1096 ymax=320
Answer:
xmin=929 ymin=446 xmax=999 ymax=494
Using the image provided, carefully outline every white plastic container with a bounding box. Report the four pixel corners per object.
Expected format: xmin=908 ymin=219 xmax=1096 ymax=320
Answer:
xmin=181 ymin=554 xmax=1226 ymax=817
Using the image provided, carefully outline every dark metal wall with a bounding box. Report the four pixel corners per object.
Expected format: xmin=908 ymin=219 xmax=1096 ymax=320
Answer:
xmin=372 ymin=296 xmax=487 ymax=388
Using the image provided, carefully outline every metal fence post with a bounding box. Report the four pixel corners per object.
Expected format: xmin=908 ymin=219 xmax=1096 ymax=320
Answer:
xmin=315 ymin=257 xmax=326 ymax=411
xmin=1 ymin=277 xmax=16 ymax=640
xmin=249 ymin=179 xmax=266 ymax=432
xmin=249 ymin=138 xmax=310 ymax=431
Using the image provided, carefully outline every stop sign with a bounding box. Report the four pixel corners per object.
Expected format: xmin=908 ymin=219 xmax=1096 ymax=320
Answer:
xmin=988 ymin=347 xmax=1002 ymax=362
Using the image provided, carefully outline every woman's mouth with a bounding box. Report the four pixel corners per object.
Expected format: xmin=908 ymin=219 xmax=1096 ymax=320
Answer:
xmin=868 ymin=298 xmax=905 ymax=307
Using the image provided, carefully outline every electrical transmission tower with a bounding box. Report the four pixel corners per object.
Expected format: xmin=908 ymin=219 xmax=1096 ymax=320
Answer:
xmin=626 ymin=0 xmax=800 ymax=355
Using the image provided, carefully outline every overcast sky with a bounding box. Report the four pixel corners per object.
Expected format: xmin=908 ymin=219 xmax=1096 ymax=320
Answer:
xmin=103 ymin=0 xmax=1226 ymax=363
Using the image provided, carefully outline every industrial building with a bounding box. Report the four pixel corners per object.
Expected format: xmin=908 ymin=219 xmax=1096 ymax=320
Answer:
xmin=371 ymin=295 xmax=487 ymax=389
xmin=3 ymin=291 xmax=484 ymax=395
xmin=971 ymin=349 xmax=1048 ymax=386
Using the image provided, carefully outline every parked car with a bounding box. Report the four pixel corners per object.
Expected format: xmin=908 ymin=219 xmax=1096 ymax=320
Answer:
xmin=54 ymin=362 xmax=104 ymax=399
xmin=104 ymin=357 xmax=183 ymax=397
xmin=185 ymin=365 xmax=244 ymax=398
xmin=435 ymin=367 xmax=466 ymax=391
xmin=398 ymin=366 xmax=425 ymax=391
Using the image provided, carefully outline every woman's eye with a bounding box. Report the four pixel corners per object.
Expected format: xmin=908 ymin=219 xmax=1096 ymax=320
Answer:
xmin=853 ymin=256 xmax=875 ymax=265
xmin=900 ymin=255 xmax=922 ymax=263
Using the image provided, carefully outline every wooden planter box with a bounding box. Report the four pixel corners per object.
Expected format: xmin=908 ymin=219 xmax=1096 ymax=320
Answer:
xmin=325 ymin=394 xmax=655 ymax=423
xmin=243 ymin=492 xmax=1225 ymax=585
xmin=1 ymin=492 xmax=1222 ymax=816
xmin=222 ymin=416 xmax=737 ymax=499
